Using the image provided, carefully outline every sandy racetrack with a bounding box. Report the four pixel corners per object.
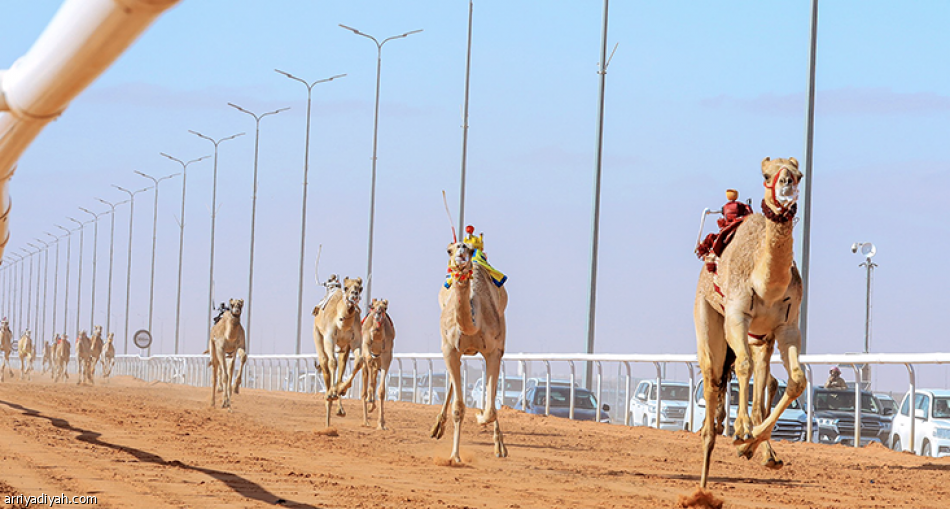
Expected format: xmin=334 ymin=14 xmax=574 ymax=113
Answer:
xmin=1 ymin=375 xmax=948 ymax=508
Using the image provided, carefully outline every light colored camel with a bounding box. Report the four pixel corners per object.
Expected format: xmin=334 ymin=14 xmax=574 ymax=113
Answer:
xmin=75 ymin=330 xmax=93 ymax=385
xmin=42 ymin=339 xmax=53 ymax=374
xmin=101 ymin=333 xmax=115 ymax=379
xmin=694 ymin=156 xmax=805 ymax=488
xmin=87 ymin=325 xmax=104 ymax=382
xmin=0 ymin=319 xmax=12 ymax=382
xmin=360 ymin=298 xmax=395 ymax=430
xmin=312 ymin=277 xmax=364 ymax=428
xmin=53 ymin=335 xmax=71 ymax=383
xmin=208 ymin=298 xmax=247 ymax=410
xmin=431 ymin=241 xmax=509 ymax=462
xmin=18 ymin=331 xmax=34 ymax=381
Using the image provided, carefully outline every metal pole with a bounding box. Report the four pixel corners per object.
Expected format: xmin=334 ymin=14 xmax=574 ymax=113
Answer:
xmin=189 ymin=131 xmax=244 ymax=347
xmin=56 ymin=225 xmax=72 ymax=336
xmin=79 ymin=207 xmax=106 ymax=332
xmin=46 ymin=232 xmax=59 ymax=341
xmin=160 ymin=154 xmax=209 ymax=355
xmin=275 ymin=70 xmax=345 ymax=355
xmin=340 ymin=24 xmax=423 ymax=310
xmin=39 ymin=240 xmax=49 ymax=345
xmin=96 ymin=199 xmax=127 ymax=337
xmin=458 ymin=0 xmax=473 ymax=234
xmin=114 ymin=185 xmax=149 ymax=354
xmin=585 ymin=0 xmax=614 ymax=390
xmin=228 ymin=103 xmax=289 ymax=354
xmin=798 ymin=0 xmax=818 ymax=354
xmin=135 ymin=171 xmax=179 ymax=356
xmin=24 ymin=247 xmax=35 ymax=332
xmin=68 ymin=217 xmax=86 ymax=336
xmin=863 ymin=258 xmax=875 ymax=354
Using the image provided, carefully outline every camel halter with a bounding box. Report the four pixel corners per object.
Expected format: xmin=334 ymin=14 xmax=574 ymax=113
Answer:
xmin=762 ymin=167 xmax=799 ymax=222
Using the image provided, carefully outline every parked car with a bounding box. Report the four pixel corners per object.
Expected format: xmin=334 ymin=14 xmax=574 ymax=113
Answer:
xmin=470 ymin=376 xmax=527 ymax=408
xmin=386 ymin=373 xmax=418 ymax=402
xmin=875 ymin=393 xmax=898 ymax=421
xmin=629 ymin=380 xmax=690 ymax=430
xmin=811 ymin=387 xmax=892 ymax=446
xmin=890 ymin=389 xmax=950 ymax=457
xmin=514 ymin=385 xmax=611 ymax=422
xmin=418 ymin=372 xmax=448 ymax=405
xmin=687 ymin=378 xmax=816 ymax=442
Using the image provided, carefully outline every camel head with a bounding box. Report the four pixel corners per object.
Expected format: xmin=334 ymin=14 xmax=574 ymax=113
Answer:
xmin=369 ymin=298 xmax=389 ymax=327
xmin=343 ymin=277 xmax=363 ymax=309
xmin=446 ymin=242 xmax=475 ymax=283
xmin=228 ymin=299 xmax=244 ymax=318
xmin=106 ymin=332 xmax=114 ymax=344
xmin=93 ymin=325 xmax=102 ymax=337
xmin=761 ymin=157 xmax=802 ymax=218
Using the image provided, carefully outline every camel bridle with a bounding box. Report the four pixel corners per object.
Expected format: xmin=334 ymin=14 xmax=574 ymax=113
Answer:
xmin=762 ymin=166 xmax=799 ymax=222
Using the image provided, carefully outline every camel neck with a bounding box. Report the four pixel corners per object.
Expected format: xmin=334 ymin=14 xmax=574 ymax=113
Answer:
xmin=451 ymin=269 xmax=479 ymax=336
xmin=752 ymin=211 xmax=795 ymax=303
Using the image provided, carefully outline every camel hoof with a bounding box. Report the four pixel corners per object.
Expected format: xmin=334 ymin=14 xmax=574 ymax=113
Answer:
xmin=326 ymin=392 xmax=339 ymax=402
xmin=763 ymin=458 xmax=784 ymax=470
xmin=377 ymin=424 xmax=388 ymax=431
xmin=496 ymin=443 xmax=508 ymax=458
xmin=233 ymin=386 xmax=241 ymax=394
xmin=431 ymin=421 xmax=446 ymax=440
xmin=732 ymin=433 xmax=754 ymax=445
xmin=336 ymin=408 xmax=346 ymax=417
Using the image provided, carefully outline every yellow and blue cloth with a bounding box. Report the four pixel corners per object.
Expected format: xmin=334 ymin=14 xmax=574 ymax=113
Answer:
xmin=445 ymin=234 xmax=507 ymax=288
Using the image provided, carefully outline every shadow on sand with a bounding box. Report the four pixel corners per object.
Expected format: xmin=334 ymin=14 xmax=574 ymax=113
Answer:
xmin=0 ymin=399 xmax=323 ymax=508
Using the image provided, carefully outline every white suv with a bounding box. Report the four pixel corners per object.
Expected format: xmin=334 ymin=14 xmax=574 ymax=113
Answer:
xmin=889 ymin=389 xmax=950 ymax=457
xmin=629 ymin=380 xmax=690 ymax=430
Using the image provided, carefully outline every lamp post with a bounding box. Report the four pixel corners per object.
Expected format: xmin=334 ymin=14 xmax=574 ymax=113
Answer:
xmin=228 ymin=102 xmax=289 ymax=354
xmin=135 ymin=170 xmax=179 ymax=355
xmin=339 ymin=23 xmax=423 ymax=310
xmin=160 ymin=153 xmax=209 ymax=355
xmin=96 ymin=198 xmax=128 ymax=338
xmin=55 ymin=224 xmax=74 ymax=336
xmin=852 ymin=242 xmax=876 ymax=388
xmin=12 ymin=254 xmax=23 ymax=332
xmin=22 ymin=246 xmax=36 ymax=334
xmin=16 ymin=251 xmax=28 ymax=334
xmin=188 ymin=130 xmax=244 ymax=335
xmin=32 ymin=240 xmax=49 ymax=345
xmin=45 ymin=232 xmax=59 ymax=341
xmin=457 ymin=0 xmax=474 ymax=234
xmin=275 ymin=69 xmax=345 ymax=354
xmin=113 ymin=185 xmax=150 ymax=354
xmin=67 ymin=216 xmax=91 ymax=336
xmin=27 ymin=242 xmax=43 ymax=339
xmin=79 ymin=206 xmax=108 ymax=332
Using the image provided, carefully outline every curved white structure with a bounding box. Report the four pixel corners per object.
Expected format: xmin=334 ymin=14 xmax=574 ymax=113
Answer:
xmin=0 ymin=0 xmax=180 ymax=256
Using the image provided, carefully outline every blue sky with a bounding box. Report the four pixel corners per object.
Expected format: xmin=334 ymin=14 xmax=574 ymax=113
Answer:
xmin=2 ymin=1 xmax=949 ymax=390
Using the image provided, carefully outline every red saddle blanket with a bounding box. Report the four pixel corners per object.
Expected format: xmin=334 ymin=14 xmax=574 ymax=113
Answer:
xmin=695 ymin=216 xmax=746 ymax=262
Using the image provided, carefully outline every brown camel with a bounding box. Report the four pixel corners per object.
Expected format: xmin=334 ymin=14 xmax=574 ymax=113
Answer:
xmin=360 ymin=298 xmax=395 ymax=430
xmin=208 ymin=298 xmax=247 ymax=410
xmin=75 ymin=330 xmax=93 ymax=385
xmin=87 ymin=325 xmax=104 ymax=382
xmin=0 ymin=319 xmax=12 ymax=382
xmin=312 ymin=277 xmax=364 ymax=428
xmin=53 ymin=335 xmax=71 ymax=383
xmin=431 ymin=241 xmax=509 ymax=462
xmin=694 ymin=156 xmax=806 ymax=488
xmin=101 ymin=332 xmax=115 ymax=379
xmin=18 ymin=331 xmax=34 ymax=381
xmin=42 ymin=339 xmax=53 ymax=374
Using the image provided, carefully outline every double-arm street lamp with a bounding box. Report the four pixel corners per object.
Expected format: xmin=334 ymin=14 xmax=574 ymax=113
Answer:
xmin=96 ymin=198 xmax=128 ymax=338
xmin=188 ymin=130 xmax=244 ymax=335
xmin=339 ymin=23 xmax=423 ymax=310
xmin=161 ymin=153 xmax=209 ymax=355
xmin=79 ymin=206 xmax=108 ymax=332
xmin=228 ymin=102 xmax=289 ymax=353
xmin=275 ymin=69 xmax=346 ymax=354
xmin=135 ymin=170 xmax=179 ymax=355
xmin=113 ymin=185 xmax=150 ymax=354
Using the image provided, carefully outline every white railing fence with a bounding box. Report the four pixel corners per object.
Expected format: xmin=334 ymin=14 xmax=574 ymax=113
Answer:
xmin=9 ymin=351 xmax=950 ymax=454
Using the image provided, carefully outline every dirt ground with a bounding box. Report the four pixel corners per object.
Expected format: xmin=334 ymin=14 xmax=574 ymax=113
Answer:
xmin=0 ymin=374 xmax=947 ymax=509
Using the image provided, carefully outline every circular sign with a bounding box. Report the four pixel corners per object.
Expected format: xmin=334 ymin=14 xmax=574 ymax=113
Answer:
xmin=861 ymin=242 xmax=876 ymax=258
xmin=133 ymin=329 xmax=152 ymax=350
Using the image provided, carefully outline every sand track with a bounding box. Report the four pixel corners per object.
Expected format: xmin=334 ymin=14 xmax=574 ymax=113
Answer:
xmin=0 ymin=375 xmax=948 ymax=508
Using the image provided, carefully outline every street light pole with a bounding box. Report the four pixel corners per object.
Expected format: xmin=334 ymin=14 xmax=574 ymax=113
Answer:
xmin=189 ymin=131 xmax=244 ymax=337
xmin=55 ymin=224 xmax=73 ymax=336
xmin=23 ymin=246 xmax=36 ymax=333
xmin=160 ymin=153 xmax=209 ymax=355
xmin=113 ymin=185 xmax=150 ymax=354
xmin=79 ymin=206 xmax=107 ymax=332
xmin=228 ymin=102 xmax=289 ymax=354
xmin=36 ymin=239 xmax=50 ymax=345
xmin=339 ymin=24 xmax=423 ymax=310
xmin=458 ymin=0 xmax=474 ymax=234
xmin=275 ymin=69 xmax=346 ymax=355
xmin=68 ymin=216 xmax=89 ymax=336
xmin=15 ymin=252 xmax=26 ymax=333
xmin=96 ymin=198 xmax=128 ymax=338
xmin=135 ymin=170 xmax=179 ymax=356
xmin=45 ymin=232 xmax=59 ymax=341
xmin=27 ymin=243 xmax=43 ymax=338
xmin=585 ymin=0 xmax=618 ymax=390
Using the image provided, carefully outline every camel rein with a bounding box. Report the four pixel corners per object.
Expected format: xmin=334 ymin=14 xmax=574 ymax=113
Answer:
xmin=762 ymin=167 xmax=798 ymax=220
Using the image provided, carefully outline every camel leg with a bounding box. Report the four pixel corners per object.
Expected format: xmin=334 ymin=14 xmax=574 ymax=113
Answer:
xmin=739 ymin=324 xmax=806 ymax=457
xmin=367 ymin=359 xmax=378 ymax=414
xmin=231 ymin=347 xmax=247 ymax=395
xmin=337 ymin=348 xmax=364 ymax=397
xmin=696 ymin=297 xmax=726 ymax=489
xmin=478 ymin=350 xmax=507 ymax=457
xmin=334 ymin=347 xmax=350 ymax=417
xmin=210 ymin=354 xmax=219 ymax=408
xmin=430 ymin=383 xmax=453 ymax=440
xmin=376 ymin=366 xmax=388 ymax=431
xmin=215 ymin=344 xmax=232 ymax=410
xmin=723 ymin=309 xmax=755 ymax=445
xmin=446 ymin=351 xmax=465 ymax=463
xmin=361 ymin=358 xmax=371 ymax=427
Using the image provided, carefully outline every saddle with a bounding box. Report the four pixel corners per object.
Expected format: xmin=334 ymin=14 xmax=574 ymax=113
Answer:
xmin=695 ymin=216 xmax=747 ymax=272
